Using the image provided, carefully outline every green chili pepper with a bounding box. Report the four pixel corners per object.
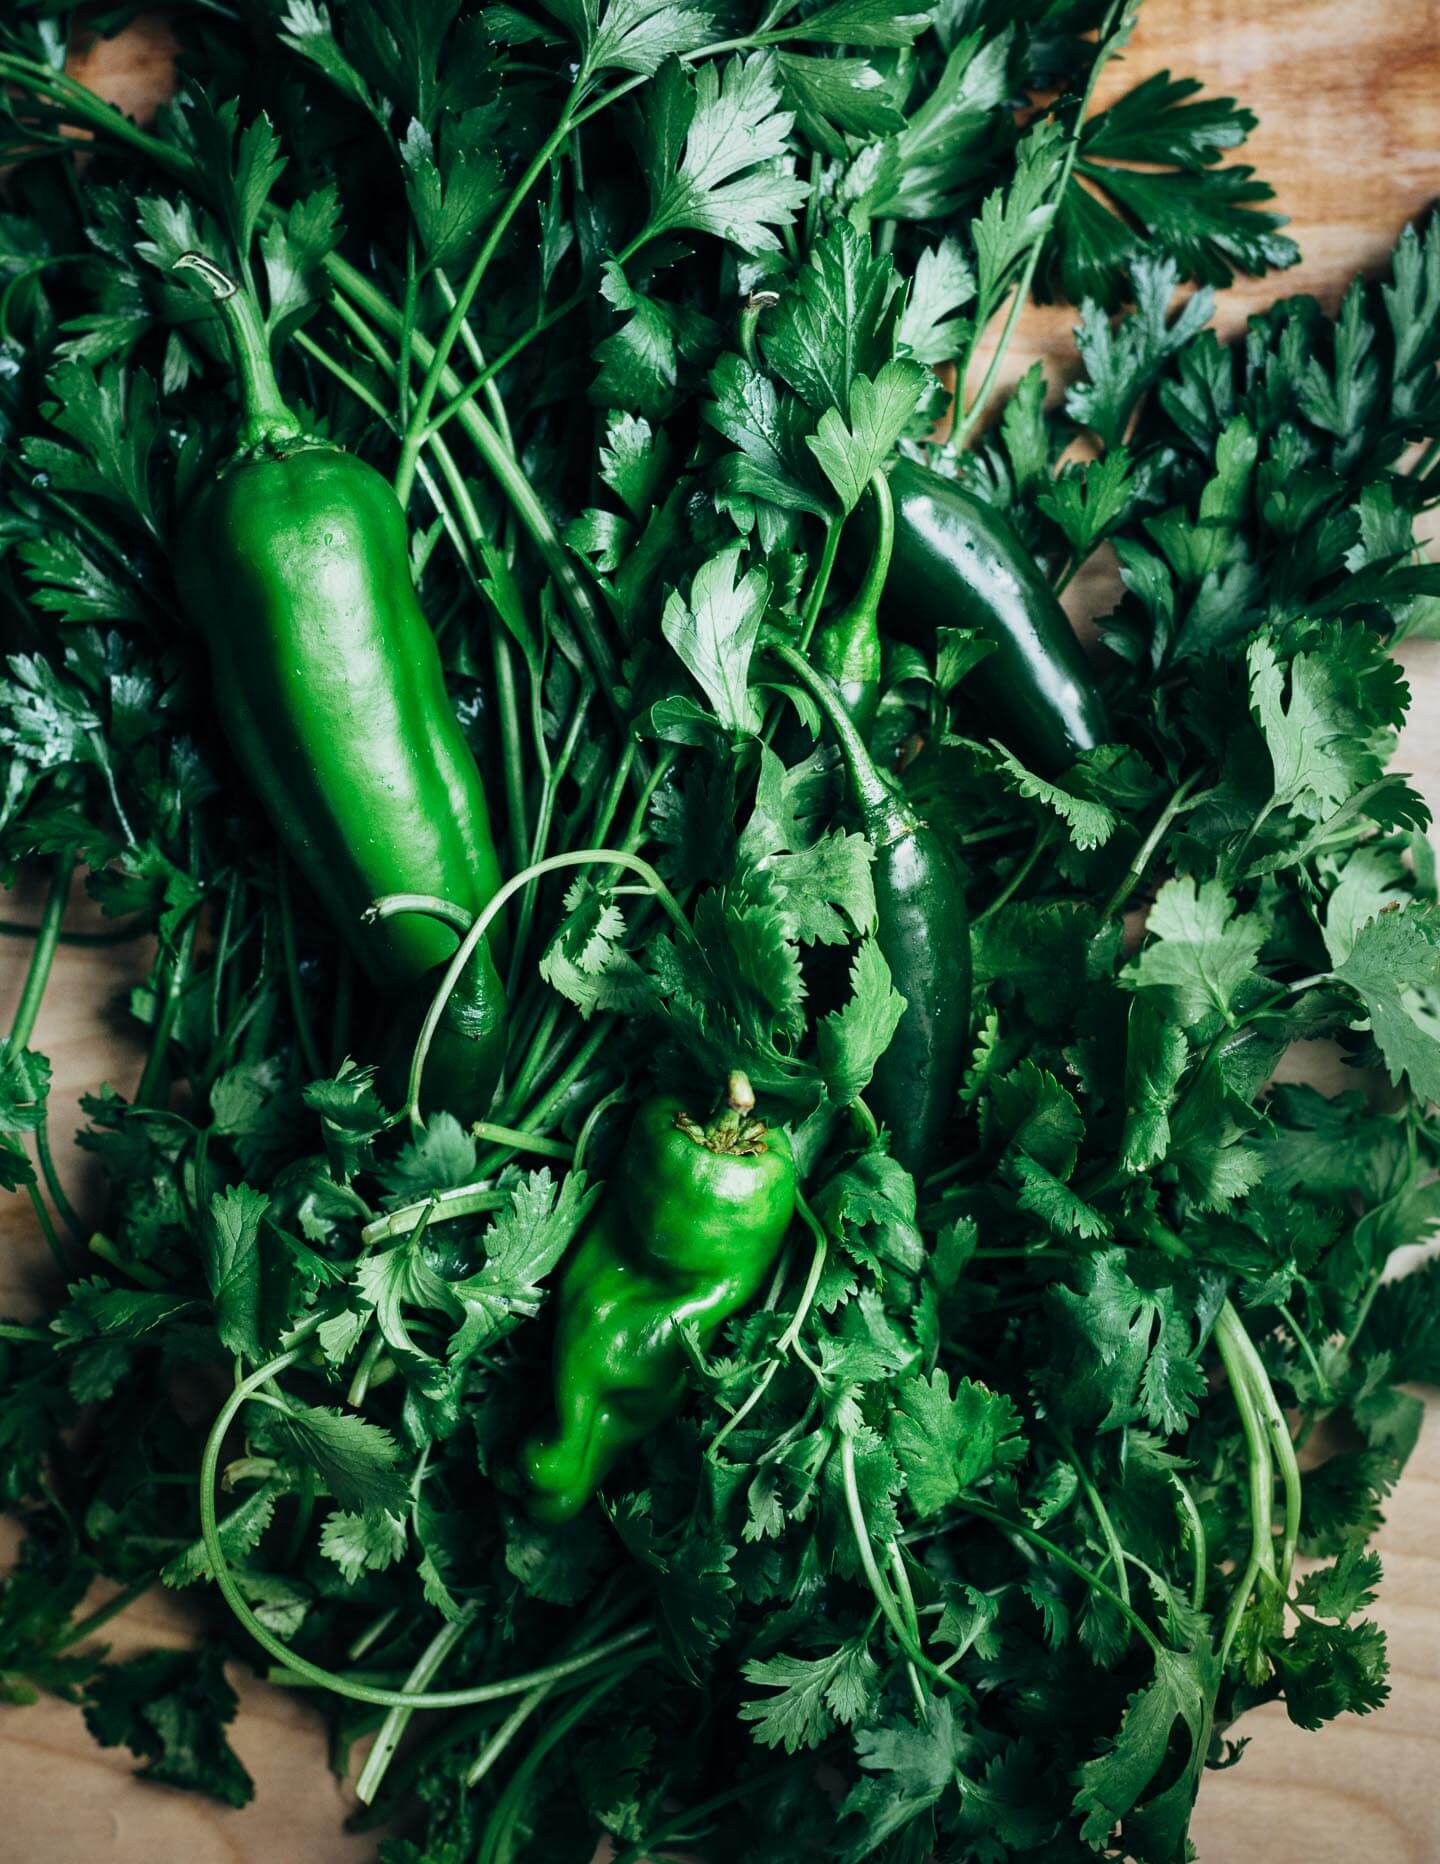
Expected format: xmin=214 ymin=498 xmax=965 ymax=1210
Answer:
xmin=171 ymin=255 xmax=506 ymax=1117
xmin=878 ymin=456 xmax=1111 ymax=774
xmin=810 ymin=471 xmax=892 ymax=736
xmin=521 ymin=1072 xmax=795 ymax=1523
xmin=772 ymin=639 xmax=971 ymax=1182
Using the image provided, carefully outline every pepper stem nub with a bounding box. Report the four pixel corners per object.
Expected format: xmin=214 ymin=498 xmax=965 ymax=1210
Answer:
xmin=174 ymin=252 xmax=304 ymax=451
xmin=674 ymin=1071 xmax=770 ymax=1155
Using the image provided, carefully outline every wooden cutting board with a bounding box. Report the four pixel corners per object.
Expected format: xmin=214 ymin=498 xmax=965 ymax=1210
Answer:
xmin=3 ymin=4 xmax=1439 ymax=1858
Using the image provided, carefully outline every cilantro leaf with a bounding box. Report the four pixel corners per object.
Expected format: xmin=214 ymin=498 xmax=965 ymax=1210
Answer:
xmin=817 ymin=936 xmax=905 ymax=1108
xmin=1123 ymin=876 xmax=1265 ymax=1027
xmin=1331 ymin=904 xmax=1440 ymax=1104
xmin=84 ymin=1648 xmax=253 ymax=1808
xmin=890 ymin=1369 xmax=1025 ymax=1516
xmin=740 ymin=1637 xmax=879 ymax=1753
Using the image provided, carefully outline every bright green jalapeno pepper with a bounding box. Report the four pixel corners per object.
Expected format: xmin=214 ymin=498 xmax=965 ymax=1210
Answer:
xmin=521 ymin=1074 xmax=795 ymax=1523
xmin=171 ymin=255 xmax=506 ymax=1119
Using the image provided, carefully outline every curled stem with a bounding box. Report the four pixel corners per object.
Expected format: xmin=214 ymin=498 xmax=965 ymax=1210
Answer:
xmin=370 ymin=849 xmax=688 ymax=1120
xmin=199 ymin=1330 xmax=653 ymax=1706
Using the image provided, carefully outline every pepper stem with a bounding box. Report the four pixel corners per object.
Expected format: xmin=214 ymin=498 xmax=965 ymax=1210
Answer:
xmin=174 ymin=252 xmax=304 ymax=450
xmin=674 ymin=1072 xmax=770 ymax=1155
xmin=738 ymin=291 xmax=779 ymax=370
xmin=849 ymin=470 xmax=894 ymax=623
xmin=769 ymin=637 xmax=912 ymax=845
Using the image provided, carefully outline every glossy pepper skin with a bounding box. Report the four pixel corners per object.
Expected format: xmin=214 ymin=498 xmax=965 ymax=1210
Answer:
xmin=811 ymin=471 xmax=892 ymax=736
xmin=774 ymin=640 xmax=971 ymax=1182
xmin=522 ymin=1079 xmax=795 ymax=1523
xmin=881 ymin=457 xmax=1110 ymax=774
xmin=171 ymin=256 xmax=506 ymax=1117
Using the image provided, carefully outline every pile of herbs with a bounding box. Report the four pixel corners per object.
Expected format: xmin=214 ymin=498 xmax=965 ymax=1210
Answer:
xmin=2 ymin=1 xmax=1440 ymax=1859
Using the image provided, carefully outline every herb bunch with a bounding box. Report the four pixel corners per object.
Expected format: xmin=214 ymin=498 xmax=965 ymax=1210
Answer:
xmin=0 ymin=2 xmax=1438 ymax=1860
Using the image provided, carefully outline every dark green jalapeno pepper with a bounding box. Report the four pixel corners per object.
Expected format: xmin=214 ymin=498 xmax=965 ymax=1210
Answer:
xmin=811 ymin=471 xmax=892 ymax=736
xmin=877 ymin=456 xmax=1111 ymax=775
xmin=172 ymin=255 xmax=506 ymax=1118
xmin=521 ymin=1074 xmax=795 ymax=1523
xmin=772 ymin=639 xmax=971 ymax=1182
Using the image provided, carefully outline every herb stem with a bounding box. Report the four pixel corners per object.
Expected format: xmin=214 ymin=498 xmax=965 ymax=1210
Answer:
xmin=952 ymin=0 xmax=1132 ymax=448
xmin=839 ymin=1434 xmax=966 ymax=1695
xmin=52 ymin=1571 xmax=158 ymax=1651
xmin=470 ymin=1120 xmax=572 ymax=1161
xmin=9 ymin=853 xmax=73 ymax=1051
xmin=356 ymin=1602 xmax=480 ymax=1805
xmin=394 ymin=78 xmax=589 ymax=508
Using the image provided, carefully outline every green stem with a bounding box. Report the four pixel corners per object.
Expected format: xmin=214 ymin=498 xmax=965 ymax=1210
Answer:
xmin=135 ymin=908 xmax=200 ymax=1108
xmin=1279 ymin=1302 xmax=1331 ymax=1401
xmin=9 ymin=853 xmax=73 ymax=1050
xmin=492 ymin=627 xmax=530 ymax=887
xmin=356 ymin=1603 xmax=480 ymax=1805
xmin=463 ymin=1682 xmax=552 ymax=1788
xmin=434 ymin=270 xmax=516 ymax=454
xmin=839 ymin=1434 xmax=966 ymax=1695
xmin=738 ymin=290 xmax=780 ymax=370
xmin=510 ymin=684 xmax=593 ymax=982
xmin=1171 ymin=1474 xmax=1207 ymax=1612
xmin=88 ymin=1232 xmax=169 ymax=1289
xmin=1213 ymin=1301 xmax=1277 ymax=1668
xmin=325 ymin=262 xmax=620 ymax=703
xmin=768 ymin=638 xmax=905 ymax=835
xmin=470 ymin=1120 xmax=572 ymax=1161
xmin=53 ymin=1571 xmax=158 ymax=1651
xmin=476 ymin=1661 xmax=643 ymax=1864
xmin=953 ymin=1499 xmax=1166 ymax=1656
xmin=1221 ymin=1301 xmax=1302 ymax=1594
xmin=1099 ymin=771 xmax=1207 ymax=920
xmin=951 ymin=0 xmax=1130 ymax=449
xmin=173 ymin=254 xmax=302 ymax=448
xmin=0 ymin=1321 xmax=50 ymax=1342
xmin=795 ymin=516 xmax=846 ymax=655
xmin=776 ymin=1191 xmax=827 ymax=1357
xmin=974 ymin=827 xmax=1050 ymax=924
xmin=25 ymin=1184 xmax=66 ymax=1275
xmin=394 ymin=81 xmax=587 ymax=506
xmin=846 ymin=471 xmax=893 ymax=617
xmin=1056 ymin=1429 xmax=1131 ymax=1611
xmin=361 ymin=1183 xmax=507 ymax=1247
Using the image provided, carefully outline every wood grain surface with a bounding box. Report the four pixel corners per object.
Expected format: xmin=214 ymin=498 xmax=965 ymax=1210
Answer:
xmin=3 ymin=3 xmax=1440 ymax=1858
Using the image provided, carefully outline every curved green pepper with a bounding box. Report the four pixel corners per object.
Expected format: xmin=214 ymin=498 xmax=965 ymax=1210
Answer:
xmin=880 ymin=456 xmax=1111 ymax=774
xmin=772 ymin=640 xmax=971 ymax=1183
xmin=811 ymin=471 xmax=892 ymax=736
xmin=521 ymin=1074 xmax=795 ymax=1522
xmin=171 ymin=256 xmax=506 ymax=1118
